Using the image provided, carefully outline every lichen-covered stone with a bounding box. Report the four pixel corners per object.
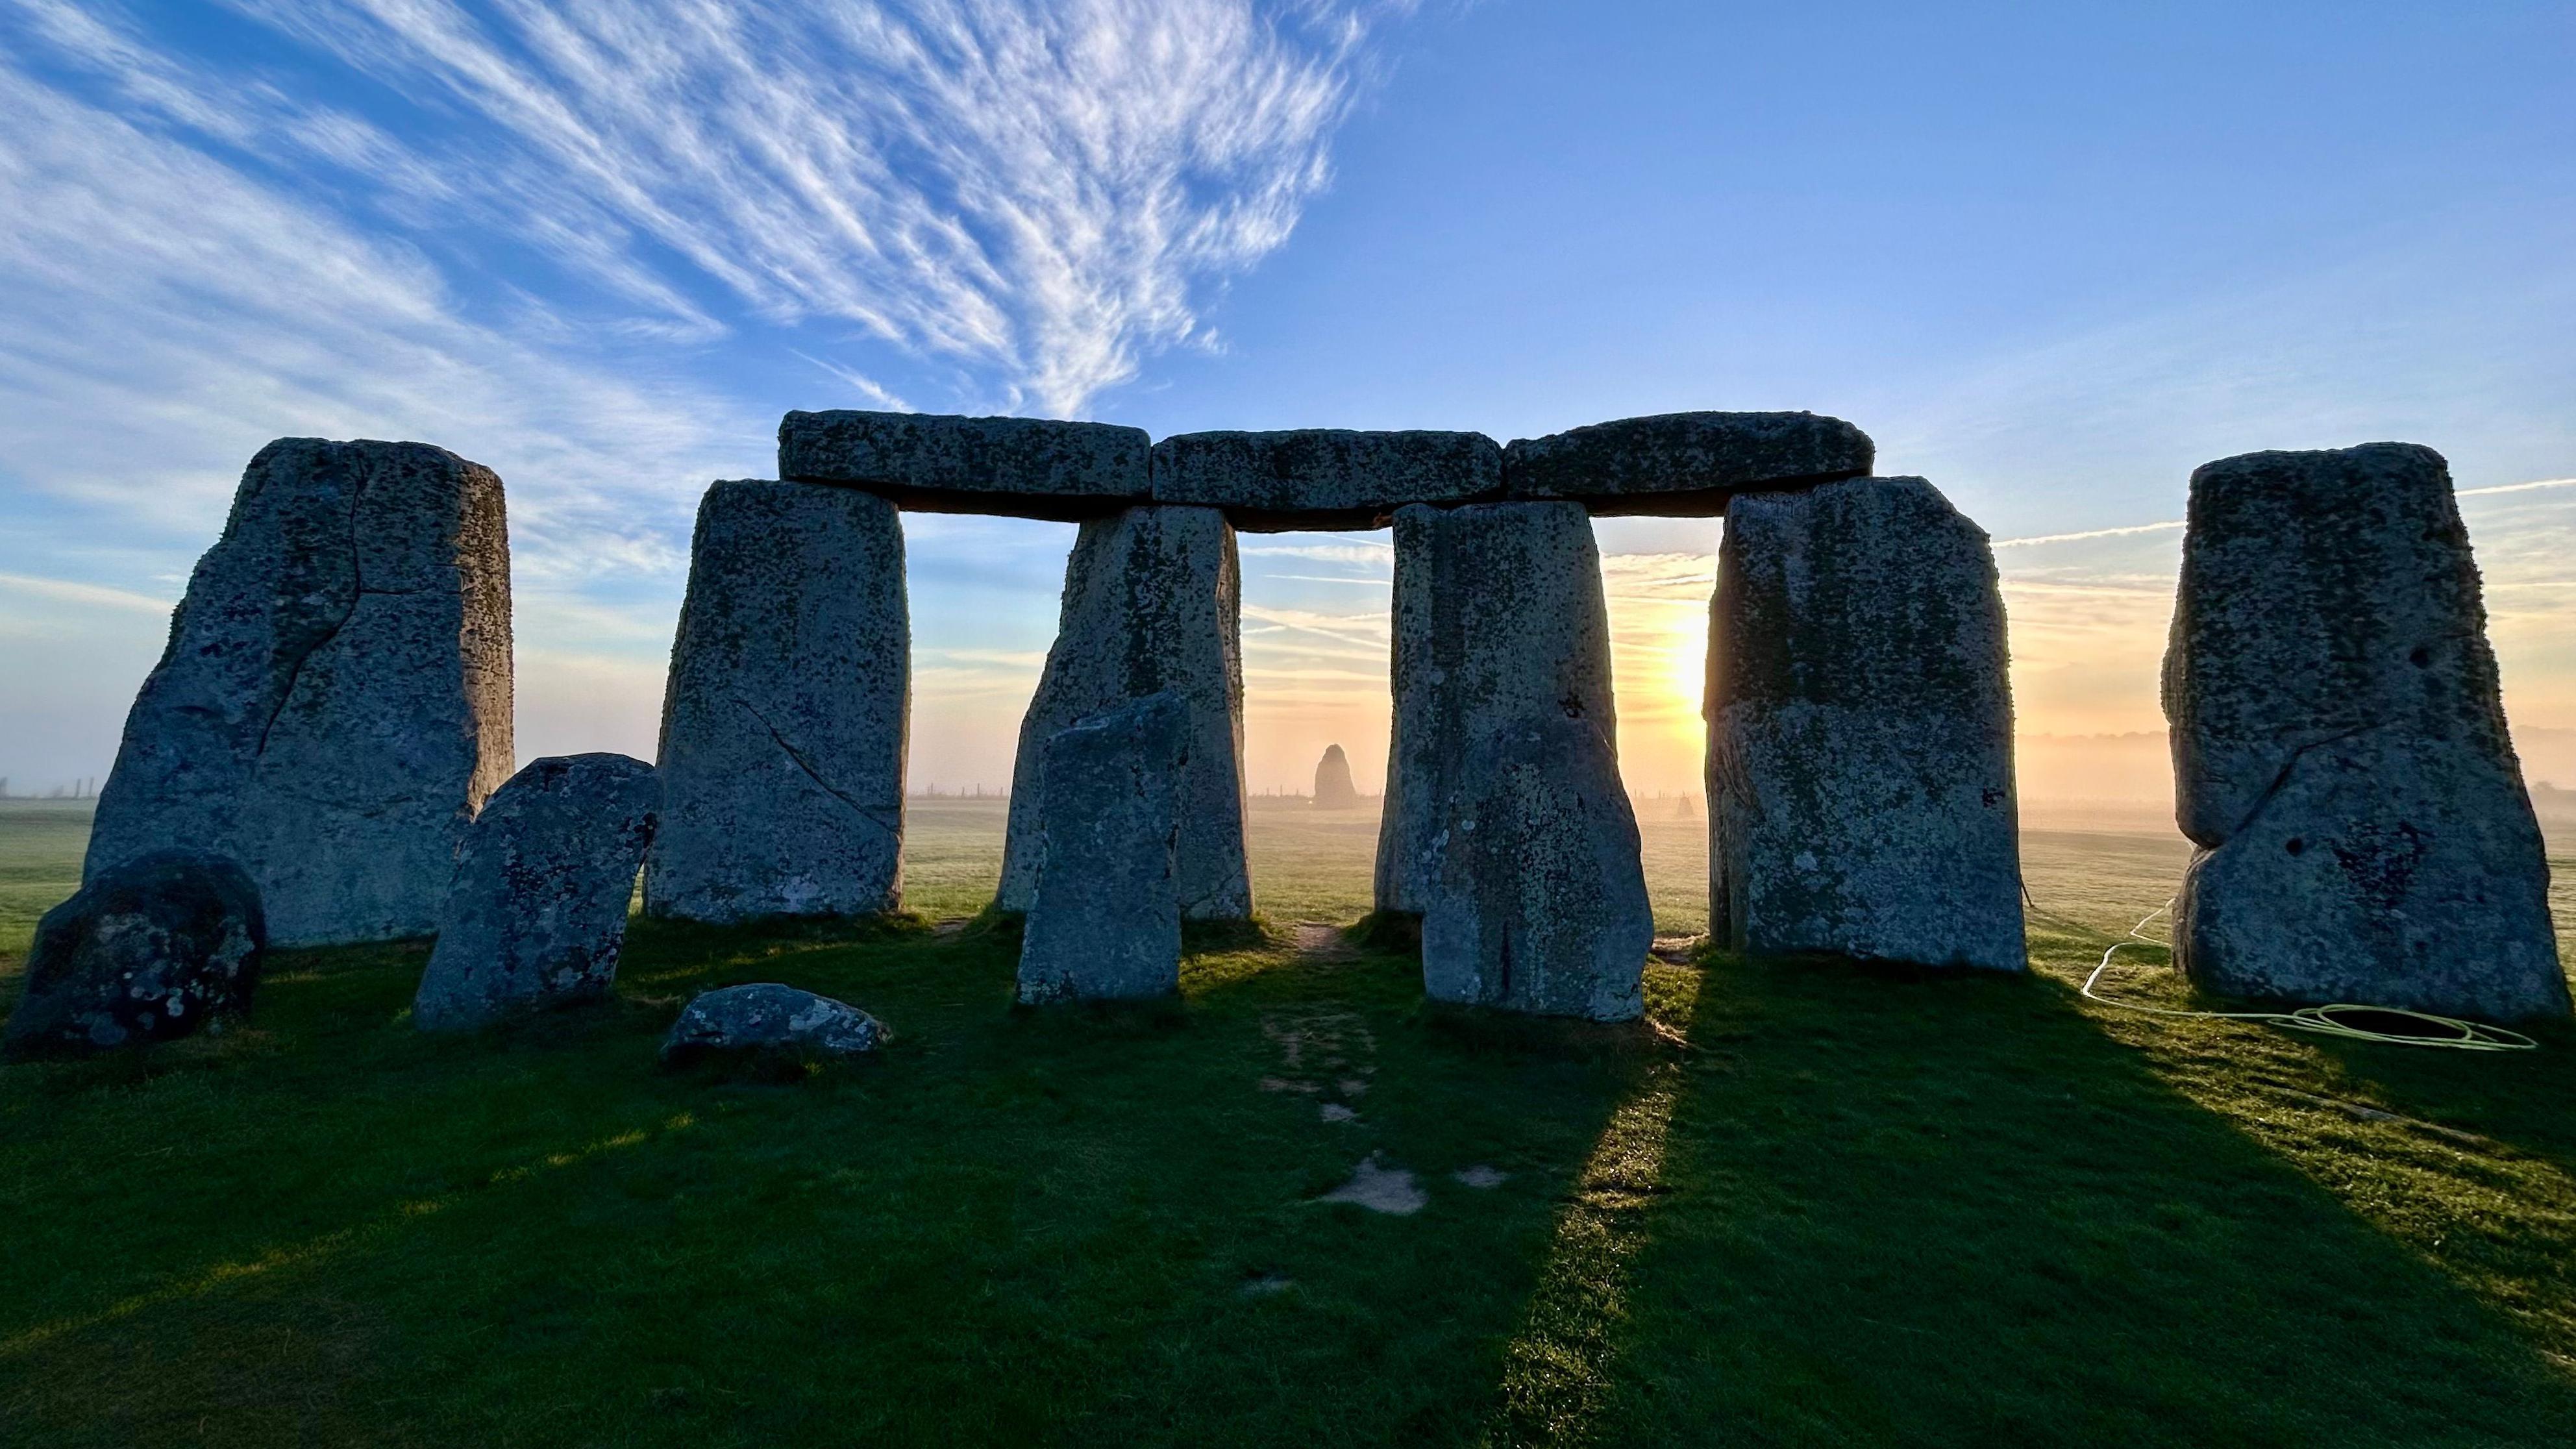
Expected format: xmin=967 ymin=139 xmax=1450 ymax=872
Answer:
xmin=2165 ymin=443 xmax=2565 ymax=1021
xmin=647 ymin=481 xmax=907 ymax=923
xmin=3 ymin=851 xmax=264 ymax=1060
xmin=1504 ymin=412 xmax=1874 ymax=516
xmin=414 ymin=754 xmax=658 ymax=1032
xmin=1421 ymin=716 xmax=1650 ymax=1021
xmin=1017 ymin=695 xmax=1189 ymax=1004
xmin=997 ymin=506 xmax=1250 ymax=920
xmin=85 ymin=439 xmax=513 ymax=947
xmin=1313 ymin=743 xmax=1361 ymax=809
xmin=660 ymin=983 xmax=888 ymax=1067
xmin=1374 ymin=501 xmax=1618 ymax=914
xmin=1150 ymin=429 xmax=1501 ymax=530
xmin=778 ymin=409 xmax=1149 ymax=520
xmin=1707 ymin=476 xmax=2025 ymax=971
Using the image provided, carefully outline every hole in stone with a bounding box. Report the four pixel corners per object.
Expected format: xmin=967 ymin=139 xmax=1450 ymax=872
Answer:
xmin=2285 ymin=837 xmax=2305 ymax=856
xmin=2409 ymin=647 xmax=2431 ymax=667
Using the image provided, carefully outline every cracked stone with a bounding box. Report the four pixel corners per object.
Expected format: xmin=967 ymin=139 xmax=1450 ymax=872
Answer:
xmin=86 ymin=438 xmax=513 ymax=947
xmin=648 ymin=480 xmax=908 ymax=923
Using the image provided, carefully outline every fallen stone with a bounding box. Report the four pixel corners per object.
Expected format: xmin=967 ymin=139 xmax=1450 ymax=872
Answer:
xmin=778 ymin=409 xmax=1149 ymax=520
xmin=85 ymin=438 xmax=514 ymax=947
xmin=998 ymin=506 xmax=1251 ymax=920
xmin=1707 ymin=475 xmax=2025 ymax=971
xmin=1452 ymin=1165 xmax=1509 ymax=1189
xmin=2166 ymin=443 xmax=2566 ymax=1021
xmin=1150 ymin=428 xmax=1501 ymax=530
xmin=1421 ymin=715 xmax=1652 ymax=1021
xmin=1374 ymin=501 xmax=1620 ymax=915
xmin=647 ymin=480 xmax=908 ymax=923
xmin=660 ymin=983 xmax=888 ymax=1068
xmin=1312 ymin=743 xmax=1361 ymax=809
xmin=414 ymin=754 xmax=660 ymax=1032
xmin=1016 ymin=695 xmax=1189 ymax=1005
xmin=3 ymin=850 xmax=264 ymax=1061
xmin=1504 ymin=411 xmax=1874 ymax=515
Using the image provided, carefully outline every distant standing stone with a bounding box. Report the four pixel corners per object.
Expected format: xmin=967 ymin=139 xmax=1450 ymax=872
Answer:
xmin=1375 ymin=501 xmax=1619 ymax=915
xmin=1421 ymin=715 xmax=1650 ymax=1021
xmin=997 ymin=506 xmax=1251 ymax=920
xmin=414 ymin=754 xmax=659 ymax=1032
xmin=1017 ymin=695 xmax=1189 ymax=1004
xmin=661 ymin=983 xmax=889 ymax=1067
xmin=648 ymin=480 xmax=908 ymax=923
xmin=2166 ymin=443 xmax=2566 ymax=1021
xmin=85 ymin=438 xmax=514 ymax=947
xmin=1313 ymin=744 xmax=1361 ymax=809
xmin=4 ymin=851 xmax=264 ymax=1060
xmin=1707 ymin=476 xmax=2026 ymax=971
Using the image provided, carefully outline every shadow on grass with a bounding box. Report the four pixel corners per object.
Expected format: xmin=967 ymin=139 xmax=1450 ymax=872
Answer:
xmin=1559 ymin=950 xmax=2576 ymax=1446
xmin=8 ymin=923 xmax=2576 ymax=1447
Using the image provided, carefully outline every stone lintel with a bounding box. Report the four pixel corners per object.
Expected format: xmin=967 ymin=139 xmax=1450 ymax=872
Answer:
xmin=1505 ymin=411 xmax=1874 ymax=516
xmin=778 ymin=409 xmax=1150 ymax=521
xmin=780 ymin=408 xmax=1875 ymax=525
xmin=1150 ymin=428 xmax=1502 ymax=532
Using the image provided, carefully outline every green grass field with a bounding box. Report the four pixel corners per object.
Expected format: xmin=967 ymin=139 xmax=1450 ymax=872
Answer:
xmin=5 ymin=797 xmax=2576 ymax=1445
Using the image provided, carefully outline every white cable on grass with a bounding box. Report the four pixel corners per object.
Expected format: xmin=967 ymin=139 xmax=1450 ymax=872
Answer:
xmin=2078 ymin=899 xmax=2538 ymax=1052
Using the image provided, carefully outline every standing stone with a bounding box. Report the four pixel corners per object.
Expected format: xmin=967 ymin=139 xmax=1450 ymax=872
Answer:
xmin=84 ymin=439 xmax=512 ymax=947
xmin=1706 ymin=476 xmax=2025 ymax=971
xmin=2165 ymin=444 xmax=2565 ymax=1021
xmin=996 ymin=506 xmax=1250 ymax=920
xmin=1421 ymin=716 xmax=1650 ymax=1021
xmin=647 ymin=480 xmax=908 ymax=923
xmin=1313 ymin=744 xmax=1362 ymax=809
xmin=1374 ymin=501 xmax=1619 ymax=915
xmin=4 ymin=851 xmax=264 ymax=1061
xmin=1017 ymin=695 xmax=1189 ymax=1004
xmin=413 ymin=754 xmax=658 ymax=1032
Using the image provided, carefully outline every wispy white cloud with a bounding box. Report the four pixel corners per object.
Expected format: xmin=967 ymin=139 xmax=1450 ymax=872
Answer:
xmin=212 ymin=0 xmax=1402 ymax=414
xmin=0 ymin=571 xmax=173 ymax=613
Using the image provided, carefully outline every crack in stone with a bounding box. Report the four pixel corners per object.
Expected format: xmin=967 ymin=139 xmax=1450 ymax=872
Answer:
xmin=2222 ymin=723 xmax=2378 ymax=843
xmin=737 ymin=697 xmax=898 ymax=841
xmin=254 ymin=460 xmax=373 ymax=760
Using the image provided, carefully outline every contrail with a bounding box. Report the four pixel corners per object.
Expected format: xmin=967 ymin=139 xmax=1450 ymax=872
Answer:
xmin=2458 ymin=477 xmax=2576 ymax=497
xmin=1992 ymin=478 xmax=2575 ymax=550
xmin=1992 ymin=520 xmax=2183 ymax=549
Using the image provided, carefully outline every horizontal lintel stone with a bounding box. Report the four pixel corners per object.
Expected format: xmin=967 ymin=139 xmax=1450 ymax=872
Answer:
xmin=1151 ymin=429 xmax=1502 ymax=532
xmin=1504 ymin=411 xmax=1874 ymax=516
xmin=779 ymin=410 xmax=1150 ymax=521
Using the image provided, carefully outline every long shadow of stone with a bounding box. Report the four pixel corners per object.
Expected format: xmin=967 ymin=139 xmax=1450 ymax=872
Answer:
xmin=1574 ymin=953 xmax=2576 ymax=1446
xmin=1019 ymin=935 xmax=1656 ymax=1444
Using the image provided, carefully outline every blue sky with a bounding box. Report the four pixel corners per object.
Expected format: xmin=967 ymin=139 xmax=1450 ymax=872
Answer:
xmin=3 ymin=0 xmax=2571 ymax=800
